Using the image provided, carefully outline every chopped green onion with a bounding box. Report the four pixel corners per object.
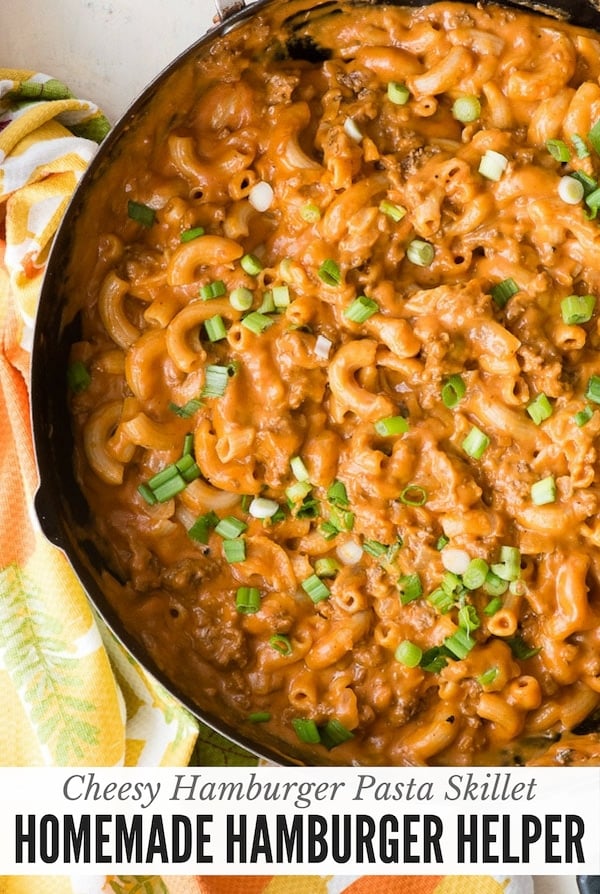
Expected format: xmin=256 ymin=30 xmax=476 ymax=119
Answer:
xmin=569 ymin=169 xmax=598 ymax=195
xmin=458 ymin=604 xmax=480 ymax=634
xmin=462 ymin=425 xmax=490 ymax=459
xmin=328 ymin=506 xmax=355 ymax=532
xmin=427 ymin=587 xmax=456 ymax=613
xmin=462 ymin=557 xmax=489 ymax=590
xmin=241 ymin=311 xmax=274 ymax=334
xmin=229 ymin=287 xmax=254 ymax=311
xmin=483 ymin=595 xmax=504 ymax=615
xmin=169 ymin=397 xmax=202 ymax=418
xmin=301 ymin=573 xmax=331 ymax=603
xmin=180 ymin=226 xmax=205 ymax=242
xmin=490 ymin=545 xmax=521 ymax=582
xmin=574 ymin=406 xmax=594 ymax=427
xmin=235 ymin=586 xmax=261 ymax=614
xmin=441 ymin=373 xmax=466 ymax=408
xmin=314 ymin=557 xmax=341 ymax=578
xmin=272 ymin=284 xmax=290 ymax=308
xmin=561 ymin=294 xmax=596 ymax=325
xmin=182 ymin=432 xmax=194 ymax=456
xmin=318 ymin=258 xmax=342 ymax=286
xmin=327 ymin=479 xmax=350 ymax=508
xmin=546 ymin=138 xmax=571 ymax=162
xmin=452 ymin=95 xmax=481 ymax=123
xmin=530 ymin=475 xmax=557 ymax=506
xmin=558 ymin=175 xmax=585 ymax=205
xmin=319 ymin=718 xmax=354 ymax=749
xmin=387 ymin=81 xmax=410 ymax=105
xmin=585 ymin=375 xmax=600 ymax=404
xmin=175 ymin=454 xmax=201 ymax=483
xmin=249 ymin=496 xmax=280 ymax=519
xmin=258 ymin=290 xmax=276 ymax=314
xmin=137 ymin=483 xmax=157 ymax=506
xmin=477 ymin=667 xmax=499 ymax=687
xmin=215 ymin=516 xmax=248 ymax=539
xmin=147 ymin=464 xmax=179 ymax=490
xmin=67 ymin=360 xmax=91 ymax=393
xmin=319 ymin=521 xmax=340 ymax=541
xmin=301 ymin=202 xmax=321 ymax=223
xmin=406 ymin=239 xmax=434 ymax=267
xmin=188 ymin=511 xmax=219 ymax=544
xmin=200 ymin=279 xmax=227 ymax=301
xmin=444 ymin=627 xmax=475 ymax=659
xmin=248 ymin=711 xmax=271 ymax=723
xmin=343 ymin=295 xmax=379 ymax=323
xmin=571 ymin=134 xmax=590 ymax=159
xmin=506 ymin=635 xmax=540 ymax=660
xmin=374 ymin=415 xmax=409 ymax=436
xmin=269 ymin=633 xmax=292 ymax=655
xmin=483 ymin=573 xmax=508 ymax=599
xmin=479 ymin=149 xmax=508 ymax=181
xmin=296 ymin=495 xmax=320 ymax=519
xmin=395 ymin=639 xmax=423 ymax=667
xmin=441 ymin=571 xmax=463 ymax=595
xmin=363 ymin=539 xmax=389 ymax=558
xmin=436 ymin=534 xmax=449 ymax=550
xmin=398 ymin=572 xmax=423 ymax=605
xmin=490 ymin=277 xmax=519 ymax=308
xmin=290 ymin=455 xmax=310 ymax=482
xmin=526 ymin=393 xmax=553 ymax=425
xmin=588 ymin=118 xmax=600 ymax=155
xmin=223 ymin=539 xmax=246 ymax=563
xmin=204 ymin=314 xmax=227 ymax=342
xmin=127 ymin=200 xmax=155 ymax=227
xmin=286 ymin=480 xmax=312 ymax=505
xmin=585 ymin=187 xmax=600 ymax=219
xmin=399 ymin=484 xmax=427 ymax=506
xmin=419 ymin=646 xmax=448 ymax=673
xmin=202 ymin=364 xmax=231 ymax=398
xmin=240 ymin=253 xmax=263 ymax=275
xmin=379 ymin=200 xmax=406 ymax=221
xmin=152 ymin=474 xmax=186 ymax=502
xmin=291 ymin=717 xmax=320 ymax=744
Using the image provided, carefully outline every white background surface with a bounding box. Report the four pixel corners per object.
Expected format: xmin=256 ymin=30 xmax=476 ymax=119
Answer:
xmin=0 ymin=0 xmax=588 ymax=890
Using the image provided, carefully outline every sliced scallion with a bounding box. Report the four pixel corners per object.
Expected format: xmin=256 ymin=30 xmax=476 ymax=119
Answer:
xmin=561 ymin=293 xmax=596 ymax=325
xmin=444 ymin=627 xmax=475 ymax=659
xmin=441 ymin=373 xmax=466 ymax=408
xmin=235 ymin=586 xmax=261 ymax=614
xmin=301 ymin=573 xmax=331 ymax=603
xmin=406 ymin=239 xmax=434 ymax=267
xmin=530 ymin=475 xmax=557 ymax=506
xmin=559 ymin=175 xmax=585 ymax=205
xmin=462 ymin=425 xmax=490 ymax=459
xmin=526 ymin=393 xmax=553 ymax=425
xmin=477 ymin=667 xmax=499 ymax=687
xmin=318 ymin=259 xmax=341 ymax=286
xmin=452 ymin=95 xmax=481 ymax=123
xmin=202 ymin=364 xmax=231 ymax=398
xmin=490 ymin=277 xmax=519 ymax=308
xmin=319 ymin=718 xmax=354 ymax=749
xmin=67 ymin=360 xmax=91 ymax=393
xmin=269 ymin=633 xmax=292 ymax=656
xmin=229 ymin=287 xmax=254 ymax=311
xmin=478 ymin=149 xmax=508 ymax=181
xmin=204 ymin=314 xmax=227 ymax=342
xmin=248 ymin=496 xmax=280 ymax=519
xmin=292 ymin=717 xmax=321 ymax=744
xmin=290 ymin=455 xmax=310 ymax=482
xmin=462 ymin=557 xmax=489 ymax=590
xmin=399 ymin=484 xmax=427 ymax=506
xmin=395 ymin=639 xmax=423 ymax=667
xmin=314 ymin=557 xmax=341 ymax=578
xmin=188 ymin=511 xmax=219 ymax=544
xmin=574 ymin=406 xmax=594 ymax=427
xmin=398 ymin=573 xmax=423 ymax=605
xmin=223 ymin=538 xmax=247 ymax=563
xmin=241 ymin=311 xmax=274 ymax=335
xmin=343 ymin=295 xmax=379 ymax=323
xmin=546 ymin=138 xmax=571 ymax=162
xmin=571 ymin=134 xmax=590 ymax=159
xmin=240 ymin=253 xmax=263 ymax=275
xmin=588 ymin=118 xmax=600 ymax=155
xmin=215 ymin=516 xmax=248 ymax=539
xmin=585 ymin=375 xmax=600 ymax=404
xmin=327 ymin=479 xmax=350 ymax=508
xmin=374 ymin=415 xmax=409 ymax=436
xmin=180 ymin=226 xmax=205 ymax=242
xmin=387 ymin=81 xmax=410 ymax=105
xmin=379 ymin=199 xmax=406 ymax=221
xmin=127 ymin=200 xmax=155 ymax=227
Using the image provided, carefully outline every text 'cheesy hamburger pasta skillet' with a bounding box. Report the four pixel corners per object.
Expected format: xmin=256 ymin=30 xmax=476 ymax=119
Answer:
xmin=33 ymin=0 xmax=600 ymax=766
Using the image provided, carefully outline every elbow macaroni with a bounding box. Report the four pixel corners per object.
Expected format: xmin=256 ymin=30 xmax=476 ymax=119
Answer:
xmin=66 ymin=0 xmax=600 ymax=766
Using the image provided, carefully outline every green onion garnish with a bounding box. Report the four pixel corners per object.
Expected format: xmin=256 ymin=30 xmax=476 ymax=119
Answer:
xmin=67 ymin=360 xmax=91 ymax=393
xmin=188 ymin=511 xmax=219 ymax=544
xmin=571 ymin=134 xmax=590 ymax=159
xmin=441 ymin=373 xmax=466 ymax=408
xmin=200 ymin=280 xmax=226 ymax=301
xmin=319 ymin=718 xmax=354 ymax=749
xmin=202 ymin=364 xmax=232 ymax=398
xmin=427 ymin=587 xmax=456 ymax=614
xmin=169 ymin=397 xmax=202 ymax=418
xmin=286 ymin=480 xmax=312 ymax=506
xmin=240 ymin=253 xmax=263 ymax=275
xmin=235 ymin=586 xmax=261 ymax=614
xmin=444 ymin=627 xmax=475 ymax=659
xmin=223 ymin=538 xmax=247 ymax=563
xmin=569 ymin=170 xmax=598 ymax=195
xmin=301 ymin=202 xmax=321 ymax=223
xmin=395 ymin=639 xmax=423 ymax=667
xmin=419 ymin=646 xmax=449 ymax=673
xmin=526 ymin=393 xmax=553 ymax=425
xmin=574 ymin=406 xmax=594 ymax=427
xmin=248 ymin=712 xmax=271 ymax=723
xmin=490 ymin=545 xmax=521 ymax=582
xmin=291 ymin=717 xmax=320 ymax=744
xmin=374 ymin=415 xmax=409 ymax=436
xmin=452 ymin=95 xmax=481 ymax=123
xmin=406 ymin=239 xmax=434 ymax=267
xmin=585 ymin=375 xmax=600 ymax=404
xmin=490 ymin=277 xmax=519 ymax=308
xmin=436 ymin=535 xmax=449 ymax=550
xmin=379 ymin=200 xmax=406 ymax=221
xmin=229 ymin=287 xmax=254 ymax=311
xmin=588 ymin=118 xmax=600 ymax=155
xmin=462 ymin=425 xmax=490 ymax=459
xmin=301 ymin=574 xmax=331 ymax=603
xmin=127 ymin=200 xmax=155 ymax=227
xmin=290 ymin=455 xmax=310 ymax=482
xmin=175 ymin=453 xmax=201 ymax=483
xmin=269 ymin=633 xmax=292 ymax=655
xmin=477 ymin=667 xmax=499 ymax=687
xmin=327 ymin=479 xmax=350 ymax=508
xmin=462 ymin=557 xmax=489 ymax=590
xmin=152 ymin=474 xmax=186 ymax=502
xmin=343 ymin=295 xmax=379 ymax=323
xmin=272 ymin=285 xmax=290 ymax=308
xmin=561 ymin=294 xmax=596 ymax=324
xmin=180 ymin=226 xmax=205 ymax=242
xmin=506 ymin=635 xmax=540 ymax=660
xmin=530 ymin=475 xmax=557 ymax=506
xmin=585 ymin=187 xmax=600 ymax=219
xmin=478 ymin=149 xmax=508 ymax=181
xmin=387 ymin=81 xmax=410 ymax=105
xmin=483 ymin=573 xmax=508 ymax=599
xmin=204 ymin=314 xmax=227 ymax=342
xmin=399 ymin=484 xmax=427 ymax=506
xmin=483 ymin=595 xmax=504 ymax=615
xmin=363 ymin=539 xmax=389 ymax=558
xmin=458 ymin=604 xmax=480 ymax=634
xmin=398 ymin=572 xmax=423 ymax=604
xmin=314 ymin=557 xmax=340 ymax=578
xmin=546 ymin=138 xmax=571 ymax=162
xmin=318 ymin=259 xmax=341 ymax=286
xmin=258 ymin=290 xmax=276 ymax=314
xmin=241 ymin=311 xmax=274 ymax=335
xmin=137 ymin=483 xmax=157 ymax=506
xmin=215 ymin=516 xmax=248 ymax=539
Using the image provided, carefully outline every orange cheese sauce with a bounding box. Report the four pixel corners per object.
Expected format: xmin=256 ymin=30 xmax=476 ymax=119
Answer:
xmin=66 ymin=0 xmax=600 ymax=765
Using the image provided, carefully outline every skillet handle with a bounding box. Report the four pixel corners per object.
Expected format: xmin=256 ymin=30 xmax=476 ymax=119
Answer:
xmin=577 ymin=879 xmax=600 ymax=894
xmin=214 ymin=0 xmax=246 ymax=21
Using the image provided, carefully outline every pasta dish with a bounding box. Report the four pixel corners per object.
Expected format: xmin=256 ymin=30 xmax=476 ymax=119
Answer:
xmin=64 ymin=0 xmax=600 ymax=765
